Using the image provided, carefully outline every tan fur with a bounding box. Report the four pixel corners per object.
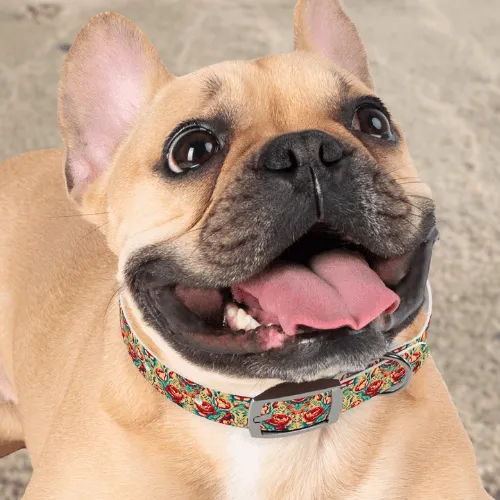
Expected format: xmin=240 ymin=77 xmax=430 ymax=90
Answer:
xmin=0 ymin=4 xmax=491 ymax=499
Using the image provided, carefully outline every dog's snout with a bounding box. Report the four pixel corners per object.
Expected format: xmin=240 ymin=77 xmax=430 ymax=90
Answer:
xmin=259 ymin=130 xmax=344 ymax=173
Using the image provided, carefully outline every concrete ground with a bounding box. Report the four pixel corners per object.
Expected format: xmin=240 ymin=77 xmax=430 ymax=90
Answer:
xmin=0 ymin=0 xmax=499 ymax=498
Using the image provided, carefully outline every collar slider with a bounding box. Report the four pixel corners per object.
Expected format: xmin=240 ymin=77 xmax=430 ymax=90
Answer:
xmin=248 ymin=378 xmax=342 ymax=438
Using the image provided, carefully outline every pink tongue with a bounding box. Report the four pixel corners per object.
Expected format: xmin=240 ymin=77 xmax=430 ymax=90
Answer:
xmin=232 ymin=250 xmax=400 ymax=335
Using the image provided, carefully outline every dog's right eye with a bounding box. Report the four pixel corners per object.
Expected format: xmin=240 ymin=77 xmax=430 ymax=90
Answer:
xmin=352 ymin=105 xmax=393 ymax=141
xmin=167 ymin=127 xmax=219 ymax=174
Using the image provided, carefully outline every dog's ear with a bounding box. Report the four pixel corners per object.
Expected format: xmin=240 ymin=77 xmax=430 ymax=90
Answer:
xmin=58 ymin=12 xmax=171 ymax=205
xmin=294 ymin=0 xmax=373 ymax=90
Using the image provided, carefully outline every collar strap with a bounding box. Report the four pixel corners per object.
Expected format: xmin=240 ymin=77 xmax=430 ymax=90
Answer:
xmin=120 ymin=284 xmax=431 ymax=438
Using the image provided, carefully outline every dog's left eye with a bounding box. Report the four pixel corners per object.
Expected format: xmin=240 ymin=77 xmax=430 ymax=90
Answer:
xmin=167 ymin=127 xmax=219 ymax=173
xmin=352 ymin=106 xmax=393 ymax=140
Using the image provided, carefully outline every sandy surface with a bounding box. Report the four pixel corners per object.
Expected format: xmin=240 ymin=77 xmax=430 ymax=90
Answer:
xmin=0 ymin=0 xmax=499 ymax=498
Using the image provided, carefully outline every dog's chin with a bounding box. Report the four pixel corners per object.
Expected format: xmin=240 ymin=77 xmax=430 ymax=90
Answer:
xmin=127 ymin=224 xmax=438 ymax=382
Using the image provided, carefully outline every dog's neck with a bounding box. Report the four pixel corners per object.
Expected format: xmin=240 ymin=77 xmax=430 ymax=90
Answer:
xmin=99 ymin=292 xmax=432 ymax=499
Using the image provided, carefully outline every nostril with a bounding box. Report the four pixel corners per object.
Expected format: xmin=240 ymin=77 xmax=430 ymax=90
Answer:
xmin=264 ymin=147 xmax=299 ymax=171
xmin=319 ymin=142 xmax=344 ymax=166
xmin=260 ymin=131 xmax=345 ymax=173
xmin=286 ymin=149 xmax=299 ymax=171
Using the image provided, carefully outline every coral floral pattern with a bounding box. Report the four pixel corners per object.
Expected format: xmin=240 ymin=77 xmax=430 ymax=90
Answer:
xmin=121 ymin=303 xmax=430 ymax=435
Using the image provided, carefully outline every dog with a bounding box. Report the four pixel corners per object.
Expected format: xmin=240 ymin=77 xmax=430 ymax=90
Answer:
xmin=0 ymin=0 xmax=491 ymax=498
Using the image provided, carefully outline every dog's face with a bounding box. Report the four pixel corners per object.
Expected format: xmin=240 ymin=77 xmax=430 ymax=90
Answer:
xmin=59 ymin=1 xmax=436 ymax=381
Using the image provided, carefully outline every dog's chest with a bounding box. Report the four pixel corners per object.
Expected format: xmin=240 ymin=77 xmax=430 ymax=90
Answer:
xmin=222 ymin=429 xmax=334 ymax=500
xmin=225 ymin=432 xmax=265 ymax=499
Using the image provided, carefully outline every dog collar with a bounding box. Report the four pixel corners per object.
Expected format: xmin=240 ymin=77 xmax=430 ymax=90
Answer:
xmin=120 ymin=283 xmax=432 ymax=438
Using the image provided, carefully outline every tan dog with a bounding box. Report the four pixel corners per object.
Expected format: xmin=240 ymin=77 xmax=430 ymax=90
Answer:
xmin=0 ymin=0 xmax=491 ymax=498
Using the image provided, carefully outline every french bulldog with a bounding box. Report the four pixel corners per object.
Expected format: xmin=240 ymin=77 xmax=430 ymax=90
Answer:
xmin=0 ymin=0 xmax=491 ymax=498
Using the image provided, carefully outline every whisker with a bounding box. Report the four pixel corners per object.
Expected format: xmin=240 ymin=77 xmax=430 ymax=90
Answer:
xmin=397 ymin=181 xmax=424 ymax=186
xmin=394 ymin=176 xmax=420 ymax=182
xmin=46 ymin=211 xmax=109 ymax=219
xmin=404 ymin=212 xmax=425 ymax=219
xmin=407 ymin=194 xmax=433 ymax=202
xmin=104 ymin=284 xmax=125 ymax=320
xmin=391 ymin=231 xmax=407 ymax=253
xmin=159 ymin=224 xmax=208 ymax=247
xmin=385 ymin=165 xmax=403 ymax=176
xmin=400 ymin=216 xmax=421 ymax=234
xmin=401 ymin=198 xmax=426 ymax=214
xmin=80 ymin=222 xmax=108 ymax=241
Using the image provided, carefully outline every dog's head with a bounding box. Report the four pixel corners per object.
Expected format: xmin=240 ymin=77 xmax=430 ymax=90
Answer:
xmin=59 ymin=0 xmax=436 ymax=381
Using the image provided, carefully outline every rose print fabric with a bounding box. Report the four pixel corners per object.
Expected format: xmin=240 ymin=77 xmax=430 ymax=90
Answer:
xmin=121 ymin=304 xmax=430 ymax=435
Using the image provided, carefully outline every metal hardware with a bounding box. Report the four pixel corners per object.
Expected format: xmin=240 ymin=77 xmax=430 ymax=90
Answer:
xmin=248 ymin=378 xmax=342 ymax=438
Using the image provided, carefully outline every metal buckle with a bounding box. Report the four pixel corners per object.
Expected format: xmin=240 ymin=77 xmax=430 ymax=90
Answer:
xmin=379 ymin=353 xmax=413 ymax=395
xmin=248 ymin=378 xmax=342 ymax=438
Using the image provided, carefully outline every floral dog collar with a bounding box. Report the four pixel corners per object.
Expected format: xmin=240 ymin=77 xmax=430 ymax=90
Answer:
xmin=120 ymin=284 xmax=432 ymax=438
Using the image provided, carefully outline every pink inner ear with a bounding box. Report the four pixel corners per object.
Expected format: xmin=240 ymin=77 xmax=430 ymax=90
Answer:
xmin=301 ymin=0 xmax=372 ymax=89
xmin=309 ymin=2 xmax=338 ymax=59
xmin=62 ymin=26 xmax=149 ymax=189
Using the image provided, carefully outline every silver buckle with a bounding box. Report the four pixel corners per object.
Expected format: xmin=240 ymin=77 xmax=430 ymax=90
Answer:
xmin=248 ymin=378 xmax=342 ymax=438
xmin=379 ymin=353 xmax=413 ymax=395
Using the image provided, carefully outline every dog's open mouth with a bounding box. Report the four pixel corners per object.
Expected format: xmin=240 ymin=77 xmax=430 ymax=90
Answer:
xmin=176 ymin=237 xmax=401 ymax=345
xmin=134 ymin=224 xmax=438 ymax=356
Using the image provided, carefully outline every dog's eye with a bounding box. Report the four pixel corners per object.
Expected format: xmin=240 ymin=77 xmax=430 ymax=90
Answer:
xmin=168 ymin=127 xmax=219 ymax=173
xmin=352 ymin=106 xmax=393 ymax=140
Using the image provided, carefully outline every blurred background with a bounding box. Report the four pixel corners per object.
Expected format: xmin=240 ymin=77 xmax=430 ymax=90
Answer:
xmin=0 ymin=0 xmax=499 ymax=498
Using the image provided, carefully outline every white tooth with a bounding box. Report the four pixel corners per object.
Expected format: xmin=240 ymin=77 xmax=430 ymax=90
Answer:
xmin=225 ymin=303 xmax=239 ymax=320
xmin=266 ymin=323 xmax=274 ymax=327
xmin=247 ymin=316 xmax=261 ymax=330
xmin=235 ymin=308 xmax=250 ymax=330
xmin=227 ymin=307 xmax=262 ymax=331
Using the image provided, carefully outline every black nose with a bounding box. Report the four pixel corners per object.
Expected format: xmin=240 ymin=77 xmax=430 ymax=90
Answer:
xmin=259 ymin=130 xmax=344 ymax=172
